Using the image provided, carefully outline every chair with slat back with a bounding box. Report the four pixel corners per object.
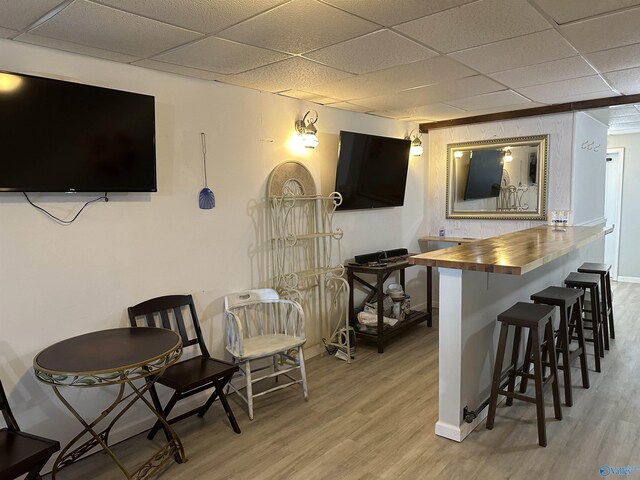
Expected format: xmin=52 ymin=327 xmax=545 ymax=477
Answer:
xmin=224 ymin=289 xmax=308 ymax=420
xmin=127 ymin=294 xmax=241 ymax=440
xmin=0 ymin=379 xmax=60 ymax=480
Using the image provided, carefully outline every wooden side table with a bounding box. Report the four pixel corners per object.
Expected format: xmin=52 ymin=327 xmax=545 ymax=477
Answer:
xmin=346 ymin=256 xmax=432 ymax=353
xmin=34 ymin=327 xmax=185 ymax=479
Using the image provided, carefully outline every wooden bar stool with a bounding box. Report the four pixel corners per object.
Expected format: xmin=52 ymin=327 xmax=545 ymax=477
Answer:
xmin=578 ymin=262 xmax=615 ymax=343
xmin=528 ymin=286 xmax=589 ymax=406
xmin=486 ymin=302 xmax=562 ymax=447
xmin=564 ymin=272 xmax=604 ymax=373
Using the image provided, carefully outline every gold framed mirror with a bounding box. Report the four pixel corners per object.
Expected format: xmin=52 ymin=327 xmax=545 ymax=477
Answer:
xmin=446 ymin=135 xmax=548 ymax=220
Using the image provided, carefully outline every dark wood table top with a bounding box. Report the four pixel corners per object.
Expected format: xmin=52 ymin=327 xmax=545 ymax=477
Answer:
xmin=34 ymin=327 xmax=181 ymax=377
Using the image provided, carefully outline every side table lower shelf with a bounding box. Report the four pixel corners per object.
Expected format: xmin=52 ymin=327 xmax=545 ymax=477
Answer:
xmin=354 ymin=309 xmax=431 ymax=349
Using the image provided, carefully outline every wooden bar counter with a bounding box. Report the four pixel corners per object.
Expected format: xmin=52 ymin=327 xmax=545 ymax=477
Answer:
xmin=410 ymin=226 xmax=608 ymax=274
xmin=409 ymin=225 xmax=608 ymax=443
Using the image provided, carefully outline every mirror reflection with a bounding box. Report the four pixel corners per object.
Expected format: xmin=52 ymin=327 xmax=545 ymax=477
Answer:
xmin=446 ymin=135 xmax=548 ymax=220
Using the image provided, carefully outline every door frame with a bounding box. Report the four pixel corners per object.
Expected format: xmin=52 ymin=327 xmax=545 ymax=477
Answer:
xmin=606 ymin=147 xmax=625 ymax=280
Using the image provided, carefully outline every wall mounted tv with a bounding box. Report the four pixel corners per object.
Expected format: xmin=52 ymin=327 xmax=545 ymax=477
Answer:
xmin=0 ymin=71 xmax=156 ymax=192
xmin=334 ymin=131 xmax=410 ymax=211
xmin=463 ymin=150 xmax=504 ymax=200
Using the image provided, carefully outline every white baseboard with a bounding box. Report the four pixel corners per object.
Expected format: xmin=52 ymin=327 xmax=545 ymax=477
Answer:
xmin=617 ymin=276 xmax=640 ymax=284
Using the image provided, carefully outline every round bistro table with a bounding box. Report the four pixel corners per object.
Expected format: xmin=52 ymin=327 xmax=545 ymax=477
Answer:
xmin=33 ymin=327 xmax=185 ymax=479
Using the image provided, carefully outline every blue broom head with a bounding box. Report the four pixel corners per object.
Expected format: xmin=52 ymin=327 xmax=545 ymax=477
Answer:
xmin=199 ymin=187 xmax=215 ymax=209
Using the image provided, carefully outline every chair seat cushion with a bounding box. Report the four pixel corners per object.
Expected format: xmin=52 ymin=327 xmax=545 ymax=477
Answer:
xmin=158 ymin=356 xmax=238 ymax=393
xmin=0 ymin=429 xmax=60 ymax=479
xmin=227 ymin=334 xmax=306 ymax=360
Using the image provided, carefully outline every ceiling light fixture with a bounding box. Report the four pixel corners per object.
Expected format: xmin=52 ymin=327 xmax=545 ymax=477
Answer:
xmin=407 ymin=129 xmax=423 ymax=156
xmin=295 ymin=110 xmax=319 ymax=149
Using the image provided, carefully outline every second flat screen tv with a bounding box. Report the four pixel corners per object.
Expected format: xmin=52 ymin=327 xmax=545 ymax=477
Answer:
xmin=334 ymin=131 xmax=410 ymax=211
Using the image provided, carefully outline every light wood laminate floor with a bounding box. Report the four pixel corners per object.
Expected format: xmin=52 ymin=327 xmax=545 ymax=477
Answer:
xmin=52 ymin=282 xmax=640 ymax=480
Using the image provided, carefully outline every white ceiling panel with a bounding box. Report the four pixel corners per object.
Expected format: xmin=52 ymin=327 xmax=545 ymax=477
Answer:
xmin=29 ymin=1 xmax=202 ymax=58
xmin=585 ymin=43 xmax=640 ymax=73
xmin=540 ymin=90 xmax=619 ymax=105
xmin=608 ymin=105 xmax=640 ymax=117
xmin=278 ymin=90 xmax=316 ymax=99
xmin=351 ymin=75 xmax=504 ymax=111
xmin=532 ymin=0 xmax=640 ymax=24
xmin=15 ymin=32 xmax=141 ymax=62
xmin=305 ymin=94 xmax=341 ymax=105
xmin=132 ymin=59 xmax=225 ymax=81
xmin=395 ymin=0 xmax=551 ymax=53
xmin=94 ymin=0 xmax=287 ymax=34
xmin=321 ymin=0 xmax=476 ymax=27
xmin=0 ymin=27 xmax=17 ymax=38
xmin=609 ymin=121 xmax=640 ymax=132
xmin=153 ymin=37 xmax=289 ymax=74
xmin=304 ymin=30 xmax=436 ymax=74
xmin=447 ymin=90 xmax=531 ymax=110
xmin=375 ymin=103 xmax=466 ymax=121
xmin=607 ymin=114 xmax=640 ymax=124
xmin=560 ymin=7 xmax=640 ymax=53
xmin=0 ymin=0 xmax=64 ymax=30
xmin=517 ymin=76 xmax=612 ymax=102
xmin=327 ymin=101 xmax=371 ymax=113
xmin=450 ymin=30 xmax=577 ymax=73
xmin=307 ymin=55 xmax=476 ymax=100
xmin=224 ymin=57 xmax=352 ymax=93
xmin=489 ymin=56 xmax=597 ymax=88
xmin=604 ymin=67 xmax=640 ymax=94
xmin=218 ymin=0 xmax=377 ymax=54
xmin=368 ymin=110 xmax=411 ymax=120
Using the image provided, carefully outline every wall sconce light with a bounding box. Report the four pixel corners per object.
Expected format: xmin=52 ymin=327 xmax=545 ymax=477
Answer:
xmin=503 ymin=147 xmax=513 ymax=163
xmin=0 ymin=73 xmax=22 ymax=93
xmin=295 ymin=110 xmax=319 ymax=149
xmin=407 ymin=129 xmax=423 ymax=156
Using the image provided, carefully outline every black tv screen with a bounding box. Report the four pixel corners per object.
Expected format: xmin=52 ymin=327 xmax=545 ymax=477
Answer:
xmin=464 ymin=150 xmax=503 ymax=200
xmin=334 ymin=131 xmax=410 ymax=210
xmin=0 ymin=71 xmax=156 ymax=192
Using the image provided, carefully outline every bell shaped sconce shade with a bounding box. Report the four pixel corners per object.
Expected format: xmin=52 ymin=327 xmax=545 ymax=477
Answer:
xmin=295 ymin=110 xmax=319 ymax=149
xmin=407 ymin=129 xmax=424 ymax=156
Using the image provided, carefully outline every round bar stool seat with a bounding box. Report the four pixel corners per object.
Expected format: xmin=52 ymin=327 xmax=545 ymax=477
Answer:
xmin=564 ymin=272 xmax=604 ymax=373
xmin=486 ymin=302 xmax=562 ymax=447
xmin=529 ymin=286 xmax=589 ymax=406
xmin=578 ymin=262 xmax=615 ymax=343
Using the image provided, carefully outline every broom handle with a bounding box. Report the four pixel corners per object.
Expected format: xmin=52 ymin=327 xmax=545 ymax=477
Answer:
xmin=201 ymin=132 xmax=208 ymax=187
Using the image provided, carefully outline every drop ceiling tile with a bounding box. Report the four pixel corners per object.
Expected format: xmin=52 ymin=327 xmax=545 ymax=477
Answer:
xmin=304 ymin=29 xmax=436 ymax=74
xmin=609 ymin=121 xmax=640 ymax=132
xmin=585 ymin=43 xmax=640 ymax=73
xmin=153 ymin=37 xmax=289 ymax=74
xmin=450 ymin=30 xmax=577 ymax=73
xmin=278 ymin=90 xmax=316 ymax=99
xmin=608 ymin=105 xmax=640 ymax=117
xmin=532 ymin=0 xmax=640 ymax=24
xmin=329 ymin=102 xmax=371 ymax=113
xmin=604 ymin=67 xmax=640 ymax=94
xmin=306 ymin=95 xmax=341 ymax=105
xmin=351 ymin=75 xmax=504 ymax=111
xmin=368 ymin=111 xmax=411 ymax=120
xmin=517 ymin=76 xmax=612 ymax=102
xmin=0 ymin=27 xmax=18 ymax=38
xmin=308 ymin=55 xmax=475 ymax=100
xmin=218 ymin=0 xmax=378 ymax=54
xmin=395 ymin=0 xmax=551 ymax=53
xmin=447 ymin=90 xmax=531 ymax=110
xmin=15 ymin=32 xmax=141 ymax=63
xmin=455 ymin=102 xmax=546 ymax=117
xmin=223 ymin=57 xmax=352 ymax=93
xmin=94 ymin=0 xmax=287 ymax=34
xmin=608 ymin=114 xmax=640 ymax=124
xmin=585 ymin=109 xmax=612 ymax=125
xmin=29 ymin=0 xmax=202 ymax=58
xmin=377 ymin=103 xmax=466 ymax=121
xmin=321 ymin=0 xmax=476 ymax=27
xmin=540 ymin=90 xmax=618 ymax=104
xmin=0 ymin=0 xmax=63 ymax=30
xmin=489 ymin=57 xmax=597 ymax=88
xmin=132 ymin=59 xmax=225 ymax=81
xmin=560 ymin=7 xmax=640 ymax=53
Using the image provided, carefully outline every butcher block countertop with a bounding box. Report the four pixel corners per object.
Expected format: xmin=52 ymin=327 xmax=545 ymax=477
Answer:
xmin=409 ymin=226 xmax=609 ymax=275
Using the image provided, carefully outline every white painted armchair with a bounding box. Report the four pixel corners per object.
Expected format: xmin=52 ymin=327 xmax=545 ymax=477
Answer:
xmin=223 ymin=289 xmax=308 ymax=420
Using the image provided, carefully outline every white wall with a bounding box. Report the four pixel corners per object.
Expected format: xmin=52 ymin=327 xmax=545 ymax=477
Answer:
xmin=571 ymin=112 xmax=608 ymax=225
xmin=0 ymin=40 xmax=427 ymax=445
xmin=608 ymin=133 xmax=640 ymax=278
xmin=426 ymin=113 xmax=574 ymax=239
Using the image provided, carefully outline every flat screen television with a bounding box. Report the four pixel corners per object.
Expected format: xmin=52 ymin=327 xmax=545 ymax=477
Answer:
xmin=464 ymin=150 xmax=504 ymax=200
xmin=334 ymin=131 xmax=410 ymax=211
xmin=0 ymin=71 xmax=156 ymax=192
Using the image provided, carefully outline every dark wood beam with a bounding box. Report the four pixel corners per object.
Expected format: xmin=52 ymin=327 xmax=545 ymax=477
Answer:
xmin=419 ymin=93 xmax=640 ymax=132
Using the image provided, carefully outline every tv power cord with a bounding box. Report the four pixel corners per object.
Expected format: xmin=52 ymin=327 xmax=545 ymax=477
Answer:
xmin=23 ymin=192 xmax=109 ymax=224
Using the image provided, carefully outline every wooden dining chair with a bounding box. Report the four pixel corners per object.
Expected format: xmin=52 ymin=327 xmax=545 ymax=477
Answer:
xmin=128 ymin=294 xmax=241 ymax=440
xmin=1 ymin=379 xmax=60 ymax=480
